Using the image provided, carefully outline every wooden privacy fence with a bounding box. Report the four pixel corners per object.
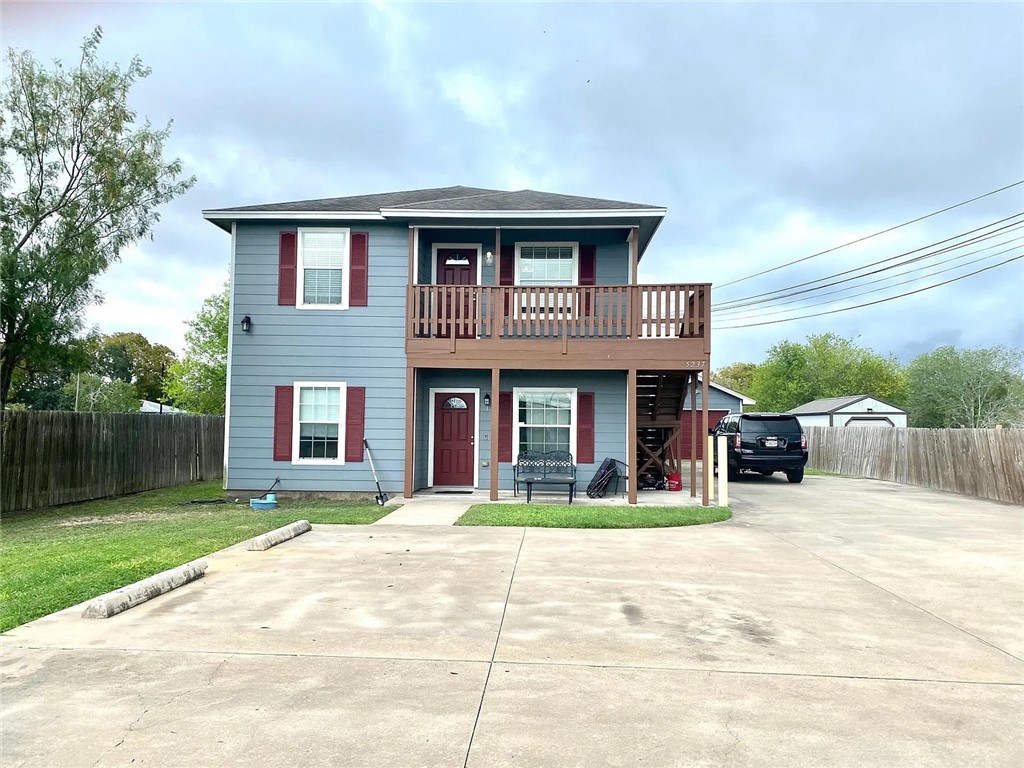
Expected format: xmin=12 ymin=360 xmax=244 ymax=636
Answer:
xmin=1 ymin=411 xmax=225 ymax=514
xmin=805 ymin=426 xmax=1024 ymax=505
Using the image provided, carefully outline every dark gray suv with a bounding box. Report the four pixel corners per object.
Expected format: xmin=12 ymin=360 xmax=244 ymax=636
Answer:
xmin=712 ymin=413 xmax=808 ymax=483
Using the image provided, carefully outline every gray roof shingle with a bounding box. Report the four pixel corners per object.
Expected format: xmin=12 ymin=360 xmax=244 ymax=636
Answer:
xmin=788 ymin=395 xmax=893 ymax=414
xmin=206 ymin=186 xmax=664 ymax=214
xmin=206 ymin=185 xmax=501 ymax=214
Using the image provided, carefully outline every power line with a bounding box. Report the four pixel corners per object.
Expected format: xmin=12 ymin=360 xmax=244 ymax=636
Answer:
xmin=713 ymin=179 xmax=1024 ymax=291
xmin=713 ymin=213 xmax=1024 ymax=312
xmin=715 ymin=254 xmax=1023 ymax=330
xmin=713 ymin=231 xmax=1024 ymax=319
xmin=716 ymin=243 xmax=1023 ymax=324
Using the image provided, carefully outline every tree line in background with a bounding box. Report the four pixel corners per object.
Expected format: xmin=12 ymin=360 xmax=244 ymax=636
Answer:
xmin=715 ymin=333 xmax=1024 ymax=428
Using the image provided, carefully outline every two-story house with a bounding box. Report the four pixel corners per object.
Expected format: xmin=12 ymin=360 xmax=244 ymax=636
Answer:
xmin=203 ymin=186 xmax=712 ymax=505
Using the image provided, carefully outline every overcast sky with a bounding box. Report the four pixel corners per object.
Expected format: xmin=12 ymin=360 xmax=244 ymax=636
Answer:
xmin=5 ymin=1 xmax=1023 ymax=370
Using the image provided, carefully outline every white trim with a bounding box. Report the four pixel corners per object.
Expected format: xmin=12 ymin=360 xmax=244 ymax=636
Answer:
xmin=412 ymin=227 xmax=420 ymax=286
xmin=204 ymin=209 xmax=664 ymax=223
xmin=291 ymin=381 xmax=347 ymax=466
xmin=202 ymin=210 xmax=385 ymax=221
xmin=223 ymin=222 xmax=237 ymax=490
xmin=296 ymin=227 xmax=351 ymax=310
xmin=512 ymin=387 xmax=578 ymax=461
xmin=408 ymin=224 xmax=641 ymax=230
xmin=382 ymin=208 xmax=667 ymax=219
xmin=427 ymin=388 xmax=481 ymax=488
xmin=430 ymin=243 xmax=483 ymax=285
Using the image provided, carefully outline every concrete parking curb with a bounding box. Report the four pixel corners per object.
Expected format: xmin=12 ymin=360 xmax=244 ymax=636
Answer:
xmin=82 ymin=560 xmax=208 ymax=619
xmin=246 ymin=520 xmax=312 ymax=551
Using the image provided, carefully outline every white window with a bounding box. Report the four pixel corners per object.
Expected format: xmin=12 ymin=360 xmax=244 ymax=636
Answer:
xmin=298 ymin=228 xmax=349 ymax=309
xmin=513 ymin=387 xmax=577 ymax=458
xmin=515 ymin=242 xmax=578 ymax=318
xmin=292 ymin=382 xmax=347 ymax=464
xmin=515 ymin=243 xmax=578 ymax=286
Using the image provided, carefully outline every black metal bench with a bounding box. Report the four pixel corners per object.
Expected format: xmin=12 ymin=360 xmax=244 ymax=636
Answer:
xmin=513 ymin=450 xmax=577 ymax=503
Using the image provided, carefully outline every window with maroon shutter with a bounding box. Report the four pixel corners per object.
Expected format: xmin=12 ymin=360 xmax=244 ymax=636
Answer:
xmin=349 ymin=232 xmax=369 ymax=307
xmin=273 ymin=386 xmax=294 ymax=461
xmin=578 ymin=244 xmax=596 ymax=316
xmin=498 ymin=391 xmax=513 ymax=462
xmin=345 ymin=387 xmax=366 ymax=462
xmin=278 ymin=232 xmax=297 ymax=306
xmin=578 ymin=392 xmax=595 ymax=464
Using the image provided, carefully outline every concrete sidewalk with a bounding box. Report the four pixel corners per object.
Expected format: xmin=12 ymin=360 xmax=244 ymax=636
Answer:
xmin=2 ymin=476 xmax=1021 ymax=766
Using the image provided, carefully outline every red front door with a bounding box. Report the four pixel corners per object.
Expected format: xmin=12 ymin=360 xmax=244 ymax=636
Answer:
xmin=436 ymin=248 xmax=477 ymax=338
xmin=433 ymin=392 xmax=475 ymax=486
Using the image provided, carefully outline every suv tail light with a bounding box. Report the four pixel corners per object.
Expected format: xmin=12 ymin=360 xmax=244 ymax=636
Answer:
xmin=734 ymin=432 xmax=741 ymax=449
xmin=801 ymin=433 xmax=807 ymax=450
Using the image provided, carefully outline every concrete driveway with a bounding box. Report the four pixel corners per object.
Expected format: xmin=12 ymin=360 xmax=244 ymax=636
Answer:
xmin=3 ymin=476 xmax=1022 ymax=766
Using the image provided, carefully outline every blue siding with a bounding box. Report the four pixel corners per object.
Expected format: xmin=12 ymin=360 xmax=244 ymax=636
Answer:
xmin=415 ymin=369 xmax=626 ymax=491
xmin=682 ymin=385 xmax=744 ymax=413
xmin=227 ymin=221 xmax=408 ymax=493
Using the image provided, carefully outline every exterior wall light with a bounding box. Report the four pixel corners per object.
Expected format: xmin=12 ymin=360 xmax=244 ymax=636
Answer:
xmin=483 ymin=393 xmax=491 ymax=408
xmin=241 ymin=315 xmax=252 ymax=333
xmin=484 ymin=250 xmax=494 ymax=266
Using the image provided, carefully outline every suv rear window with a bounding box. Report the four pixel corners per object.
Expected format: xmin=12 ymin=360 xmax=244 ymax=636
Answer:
xmin=739 ymin=416 xmax=801 ymax=435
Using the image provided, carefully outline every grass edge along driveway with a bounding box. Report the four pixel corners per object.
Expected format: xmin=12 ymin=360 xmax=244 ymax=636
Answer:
xmin=0 ymin=480 xmax=392 ymax=632
xmin=456 ymin=503 xmax=731 ymax=529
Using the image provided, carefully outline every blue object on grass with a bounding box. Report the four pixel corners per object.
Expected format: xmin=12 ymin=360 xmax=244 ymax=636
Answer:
xmin=250 ymin=498 xmax=278 ymax=511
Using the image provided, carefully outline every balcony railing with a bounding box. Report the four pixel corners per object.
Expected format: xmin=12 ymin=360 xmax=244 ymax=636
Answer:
xmin=407 ymin=284 xmax=709 ymax=341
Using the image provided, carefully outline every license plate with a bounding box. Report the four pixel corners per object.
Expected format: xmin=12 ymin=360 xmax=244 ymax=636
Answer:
xmin=764 ymin=438 xmax=778 ymax=448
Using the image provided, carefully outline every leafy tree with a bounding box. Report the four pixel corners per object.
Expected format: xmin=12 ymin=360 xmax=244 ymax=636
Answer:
xmin=0 ymin=27 xmax=195 ymax=408
xmin=906 ymin=345 xmax=1024 ymax=427
xmin=95 ymin=332 xmax=176 ymax=402
xmin=61 ymin=373 xmax=139 ymax=412
xmin=165 ymin=284 xmax=228 ymax=414
xmin=6 ymin=333 xmax=97 ymax=410
xmin=713 ymin=362 xmax=759 ymax=399
xmin=748 ymin=333 xmax=907 ymax=412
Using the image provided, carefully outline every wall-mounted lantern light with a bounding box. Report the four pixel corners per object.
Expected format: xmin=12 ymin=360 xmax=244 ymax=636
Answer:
xmin=484 ymin=250 xmax=494 ymax=266
xmin=483 ymin=393 xmax=491 ymax=408
xmin=241 ymin=315 xmax=252 ymax=333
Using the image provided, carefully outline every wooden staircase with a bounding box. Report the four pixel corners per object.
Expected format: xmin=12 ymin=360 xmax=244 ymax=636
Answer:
xmin=635 ymin=372 xmax=694 ymax=477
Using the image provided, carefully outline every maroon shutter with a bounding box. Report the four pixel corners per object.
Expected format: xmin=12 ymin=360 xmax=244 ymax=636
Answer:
xmin=578 ymin=392 xmax=595 ymax=464
xmin=579 ymin=244 xmax=596 ymax=316
xmin=349 ymin=232 xmax=368 ymax=307
xmin=273 ymin=386 xmax=294 ymax=461
xmin=500 ymin=244 xmax=516 ymax=316
xmin=499 ymin=391 xmax=513 ymax=462
xmin=499 ymin=245 xmax=516 ymax=285
xmin=345 ymin=387 xmax=366 ymax=462
xmin=278 ymin=232 xmax=297 ymax=306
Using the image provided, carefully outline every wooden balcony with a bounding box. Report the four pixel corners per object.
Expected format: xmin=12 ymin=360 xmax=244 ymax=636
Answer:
xmin=405 ymin=283 xmax=711 ymax=370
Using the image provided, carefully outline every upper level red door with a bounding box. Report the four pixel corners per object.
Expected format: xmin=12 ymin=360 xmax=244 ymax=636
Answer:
xmin=433 ymin=392 xmax=475 ymax=486
xmin=436 ymin=248 xmax=477 ymax=338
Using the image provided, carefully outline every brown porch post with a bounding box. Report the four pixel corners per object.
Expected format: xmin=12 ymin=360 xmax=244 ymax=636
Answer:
xmin=627 ymin=368 xmax=638 ymax=505
xmin=490 ymin=367 xmax=500 ymax=501
xmin=404 ymin=366 xmax=416 ymax=498
xmin=689 ymin=372 xmax=698 ymax=498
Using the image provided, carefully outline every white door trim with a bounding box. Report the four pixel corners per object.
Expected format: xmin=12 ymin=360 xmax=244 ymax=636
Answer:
xmin=427 ymin=387 xmax=481 ymax=488
xmin=430 ymin=243 xmax=483 ymax=285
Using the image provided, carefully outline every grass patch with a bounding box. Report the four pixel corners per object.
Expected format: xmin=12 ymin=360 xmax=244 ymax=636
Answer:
xmin=804 ymin=468 xmax=844 ymax=477
xmin=456 ymin=503 xmax=731 ymax=529
xmin=0 ymin=481 xmax=392 ymax=632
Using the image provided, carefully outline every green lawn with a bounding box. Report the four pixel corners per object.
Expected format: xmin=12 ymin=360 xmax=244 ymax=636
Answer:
xmin=456 ymin=503 xmax=731 ymax=529
xmin=0 ymin=481 xmax=392 ymax=632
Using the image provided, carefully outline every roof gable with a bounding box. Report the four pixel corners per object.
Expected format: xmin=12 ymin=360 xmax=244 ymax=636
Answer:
xmin=789 ymin=395 xmax=906 ymax=414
